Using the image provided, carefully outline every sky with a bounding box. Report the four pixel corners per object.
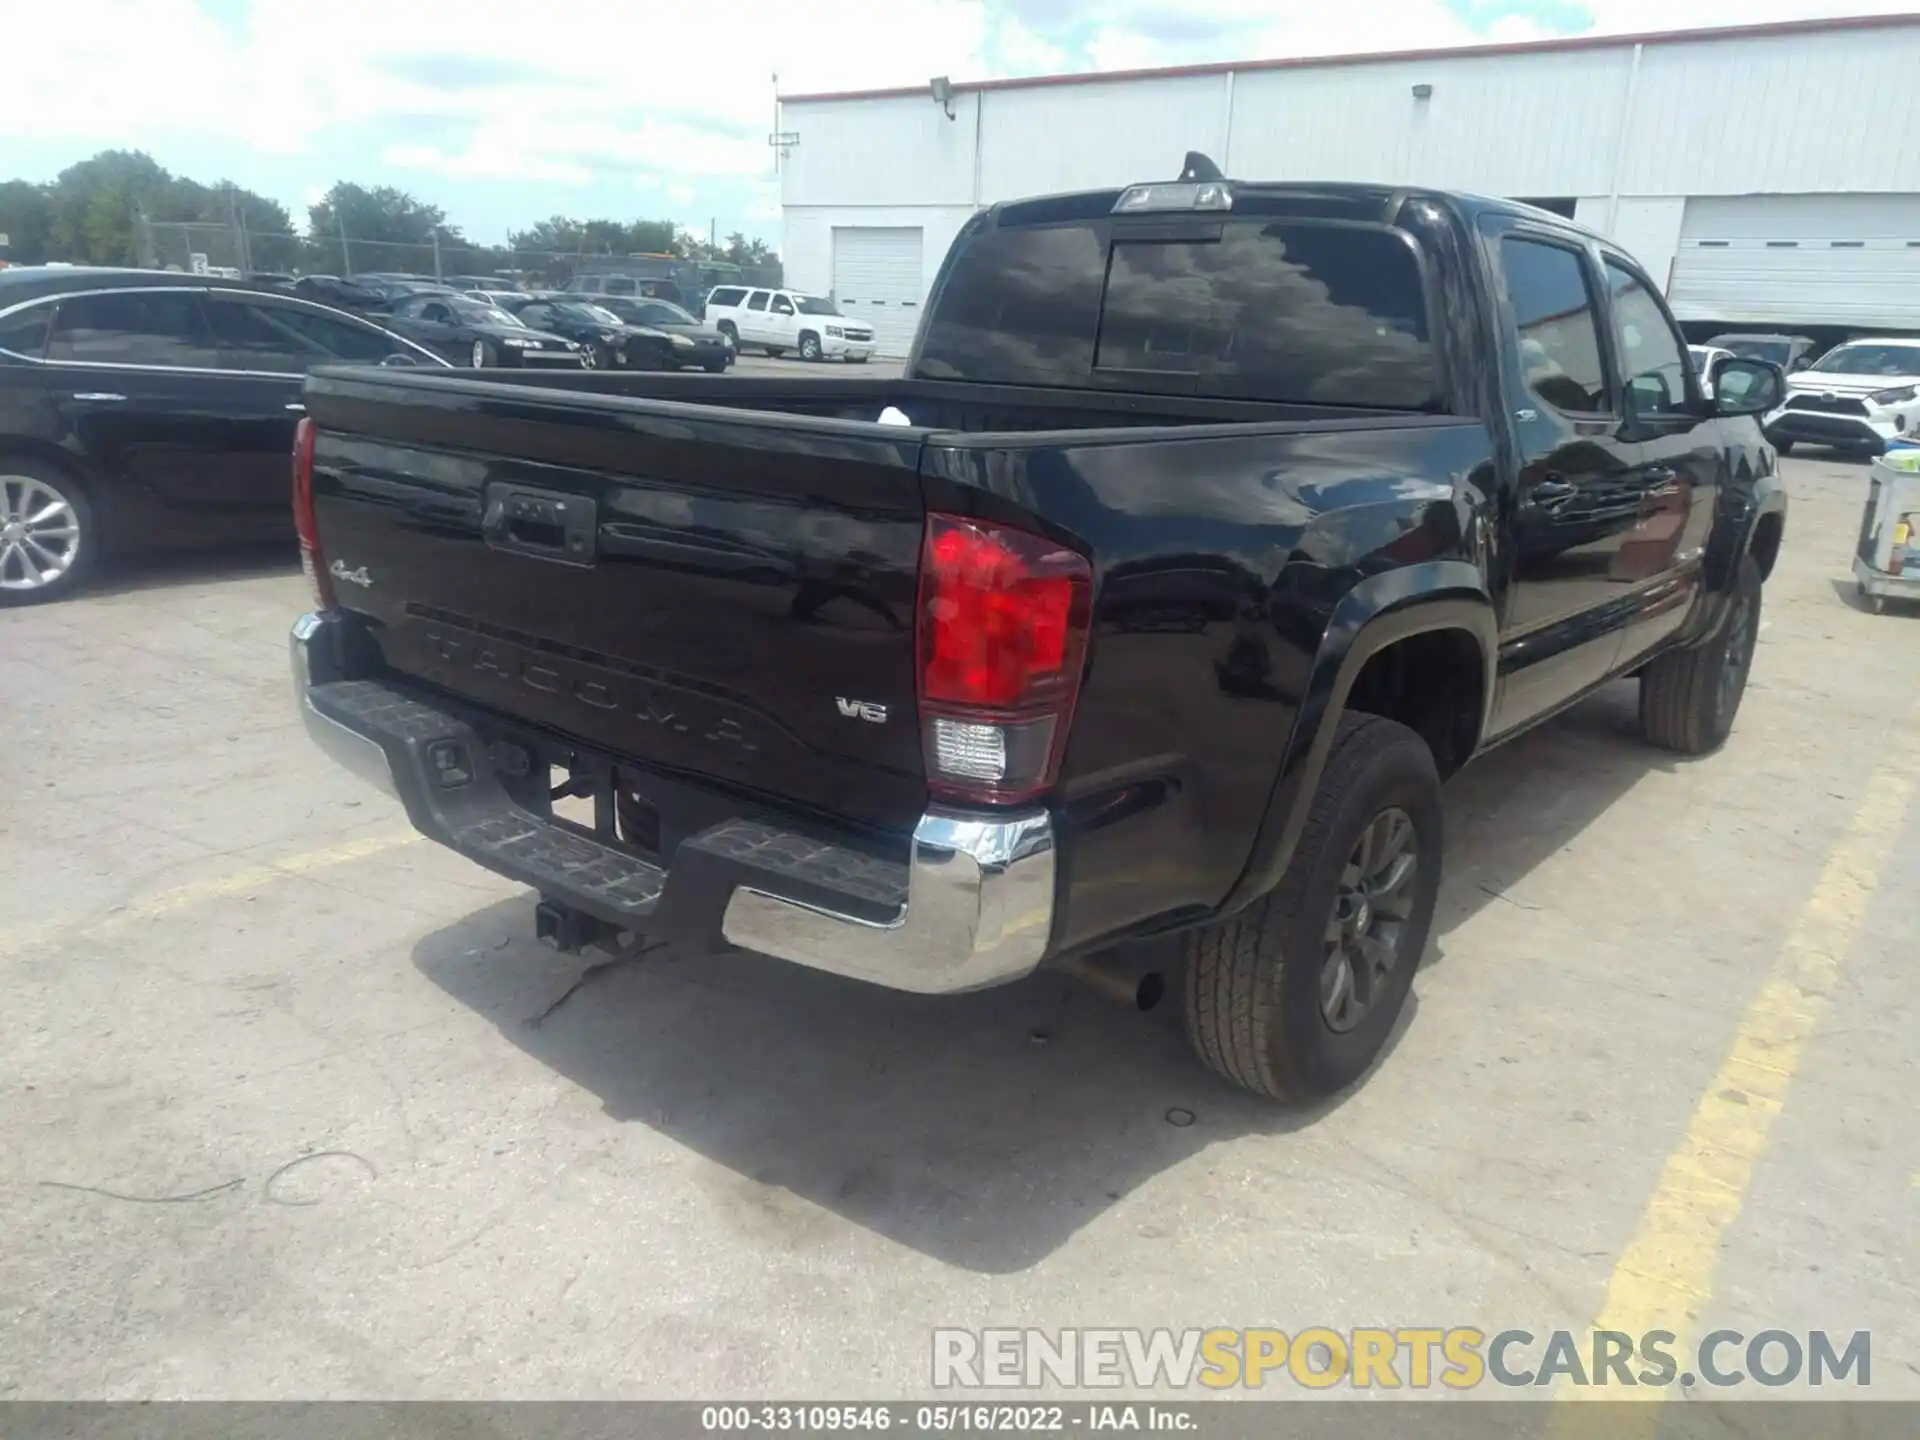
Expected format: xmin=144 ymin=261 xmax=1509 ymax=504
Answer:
xmin=2 ymin=0 xmax=1912 ymax=250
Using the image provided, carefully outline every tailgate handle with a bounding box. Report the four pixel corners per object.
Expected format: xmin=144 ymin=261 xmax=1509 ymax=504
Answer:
xmin=483 ymin=485 xmax=598 ymax=567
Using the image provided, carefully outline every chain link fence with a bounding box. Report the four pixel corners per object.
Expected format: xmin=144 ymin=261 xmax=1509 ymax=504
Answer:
xmin=139 ymin=219 xmax=779 ymax=294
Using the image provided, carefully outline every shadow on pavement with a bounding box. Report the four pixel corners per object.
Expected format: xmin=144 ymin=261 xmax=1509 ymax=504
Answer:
xmin=89 ymin=541 xmax=298 ymax=598
xmin=414 ymin=678 xmax=1678 ymax=1272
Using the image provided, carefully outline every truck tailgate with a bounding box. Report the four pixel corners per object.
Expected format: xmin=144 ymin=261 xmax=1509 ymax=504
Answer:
xmin=302 ymin=370 xmax=928 ymax=835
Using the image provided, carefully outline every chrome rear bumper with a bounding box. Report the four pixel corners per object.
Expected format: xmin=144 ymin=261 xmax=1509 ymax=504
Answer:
xmin=290 ymin=611 xmax=1054 ymax=993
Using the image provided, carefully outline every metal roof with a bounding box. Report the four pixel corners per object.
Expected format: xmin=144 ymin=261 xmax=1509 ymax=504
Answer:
xmin=780 ymin=13 xmax=1920 ymax=105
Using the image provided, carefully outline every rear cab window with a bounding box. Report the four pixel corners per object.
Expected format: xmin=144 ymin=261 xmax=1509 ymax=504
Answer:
xmin=915 ymin=198 xmax=1443 ymax=410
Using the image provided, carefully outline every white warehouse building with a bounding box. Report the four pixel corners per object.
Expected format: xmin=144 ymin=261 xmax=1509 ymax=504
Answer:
xmin=777 ymin=14 xmax=1920 ymax=357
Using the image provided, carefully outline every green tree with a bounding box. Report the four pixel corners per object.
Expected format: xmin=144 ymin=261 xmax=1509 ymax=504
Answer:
xmin=44 ymin=150 xmax=172 ymax=264
xmin=507 ymin=215 xmax=682 ymax=256
xmin=0 ymin=180 xmax=54 ymax=265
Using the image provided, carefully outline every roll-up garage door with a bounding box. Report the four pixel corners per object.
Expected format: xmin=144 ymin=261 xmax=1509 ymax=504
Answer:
xmin=1668 ymin=195 xmax=1920 ymax=330
xmin=831 ymin=228 xmax=923 ymax=358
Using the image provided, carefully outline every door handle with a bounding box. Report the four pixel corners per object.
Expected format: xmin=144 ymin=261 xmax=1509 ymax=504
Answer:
xmin=1529 ymin=476 xmax=1577 ymax=509
xmin=70 ymin=392 xmax=127 ymax=402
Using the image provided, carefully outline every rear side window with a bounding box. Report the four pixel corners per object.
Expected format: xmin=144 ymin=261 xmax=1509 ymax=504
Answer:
xmin=918 ymin=218 xmax=1438 ymax=408
xmin=47 ymin=290 xmax=220 ymax=368
xmin=746 ymin=291 xmax=769 ymax=312
xmin=707 ymin=287 xmax=747 ymax=308
xmin=0 ymin=301 xmax=54 ymax=359
xmin=604 ymin=277 xmax=635 ymax=295
xmin=206 ymin=297 xmax=406 ymax=370
xmin=1096 ymin=223 xmax=1434 ymax=406
xmin=1603 ymin=259 xmax=1692 ymax=419
xmin=1497 ymin=237 xmax=1609 ymax=415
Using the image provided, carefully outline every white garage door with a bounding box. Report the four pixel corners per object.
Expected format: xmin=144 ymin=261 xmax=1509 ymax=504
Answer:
xmin=1668 ymin=195 xmax=1920 ymax=330
xmin=831 ymin=227 xmax=923 ymax=358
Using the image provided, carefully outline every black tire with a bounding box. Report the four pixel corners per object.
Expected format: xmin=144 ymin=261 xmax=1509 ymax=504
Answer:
xmin=470 ymin=339 xmax=494 ymax=368
xmin=703 ymin=359 xmax=727 ymax=373
xmin=716 ymin=321 xmax=739 ymax=348
xmin=799 ymin=331 xmax=823 ymax=362
xmin=0 ymin=459 xmax=100 ymax=606
xmin=846 ymin=354 xmax=869 ymax=364
xmin=765 ymin=346 xmax=784 ymax=358
xmin=1770 ymin=438 xmax=1794 ymax=456
xmin=1639 ymin=553 xmax=1762 ymax=755
xmin=591 ymin=343 xmax=616 ymax=370
xmin=1183 ymin=714 xmax=1441 ymax=1100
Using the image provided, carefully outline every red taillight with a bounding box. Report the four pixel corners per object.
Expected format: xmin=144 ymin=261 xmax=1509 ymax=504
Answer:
xmin=916 ymin=513 xmax=1091 ymax=804
xmin=291 ymin=416 xmax=333 ymax=608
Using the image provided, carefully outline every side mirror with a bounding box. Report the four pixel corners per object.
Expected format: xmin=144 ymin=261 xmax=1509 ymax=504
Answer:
xmin=1711 ymin=357 xmax=1784 ymax=417
xmin=380 ymin=352 xmax=420 ymax=368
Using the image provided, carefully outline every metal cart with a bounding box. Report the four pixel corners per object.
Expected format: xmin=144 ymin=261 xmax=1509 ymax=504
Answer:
xmin=1853 ymin=447 xmax=1920 ymax=614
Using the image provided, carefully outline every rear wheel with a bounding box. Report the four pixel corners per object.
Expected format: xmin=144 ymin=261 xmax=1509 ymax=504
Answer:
xmin=1182 ymin=715 xmax=1441 ymax=1100
xmin=716 ymin=321 xmax=739 ymax=349
xmin=703 ymin=359 xmax=727 ymax=373
xmin=1769 ymin=437 xmax=1794 ymax=456
xmin=471 ymin=339 xmax=494 ymax=368
xmin=1639 ymin=553 xmax=1762 ymax=754
xmin=846 ymin=355 xmax=869 ymax=364
xmin=0 ymin=462 xmax=97 ymax=606
xmin=764 ymin=346 xmax=785 ymax=358
xmin=799 ymin=331 xmax=823 ymax=362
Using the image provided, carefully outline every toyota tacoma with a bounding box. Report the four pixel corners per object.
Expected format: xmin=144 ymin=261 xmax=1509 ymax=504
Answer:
xmin=287 ymin=161 xmax=1787 ymax=1099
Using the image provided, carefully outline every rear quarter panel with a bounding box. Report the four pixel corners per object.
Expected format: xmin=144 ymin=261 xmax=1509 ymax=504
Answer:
xmin=922 ymin=417 xmax=1498 ymax=955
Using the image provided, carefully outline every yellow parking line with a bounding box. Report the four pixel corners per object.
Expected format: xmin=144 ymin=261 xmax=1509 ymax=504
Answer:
xmin=1553 ymin=757 xmax=1913 ymax=1427
xmin=0 ymin=830 xmax=421 ymax=958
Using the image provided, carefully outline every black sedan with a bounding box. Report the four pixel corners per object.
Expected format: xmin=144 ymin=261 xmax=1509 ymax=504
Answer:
xmin=0 ymin=266 xmax=446 ymax=604
xmin=289 ymin=274 xmax=393 ymax=314
xmin=591 ymin=295 xmax=733 ymax=371
xmin=498 ymin=295 xmax=707 ymax=372
xmin=384 ymin=292 xmax=585 ymax=369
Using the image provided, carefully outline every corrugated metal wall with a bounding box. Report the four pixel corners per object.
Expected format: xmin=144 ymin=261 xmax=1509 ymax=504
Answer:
xmin=781 ymin=20 xmax=1920 ymax=327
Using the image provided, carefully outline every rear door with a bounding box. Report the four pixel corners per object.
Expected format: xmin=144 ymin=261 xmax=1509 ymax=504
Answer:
xmin=1596 ymin=252 xmax=1723 ymax=667
xmin=200 ymin=291 xmax=424 ymax=531
xmin=741 ymin=290 xmax=771 ymax=344
xmin=1483 ymin=227 xmax=1645 ymax=732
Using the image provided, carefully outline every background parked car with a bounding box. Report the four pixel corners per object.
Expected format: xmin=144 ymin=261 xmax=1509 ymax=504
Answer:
xmin=1707 ymin=332 xmax=1820 ymax=373
xmin=590 ymin=295 xmax=733 ymax=371
xmin=700 ymin=287 xmax=873 ymax=362
xmin=384 ymin=292 xmax=584 ymax=369
xmin=1689 ymin=344 xmax=1734 ymax=398
xmin=289 ymin=275 xmax=393 ymax=314
xmin=497 ymin=294 xmax=692 ymax=371
xmin=0 ymin=267 xmax=445 ymax=604
xmin=443 ymin=275 xmax=519 ymax=294
xmin=1763 ymin=336 xmax=1920 ymax=457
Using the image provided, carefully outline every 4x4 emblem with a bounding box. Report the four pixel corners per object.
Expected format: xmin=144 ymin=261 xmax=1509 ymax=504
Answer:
xmin=329 ymin=560 xmax=372 ymax=588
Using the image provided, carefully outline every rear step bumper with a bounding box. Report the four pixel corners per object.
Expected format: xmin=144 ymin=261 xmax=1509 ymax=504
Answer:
xmin=290 ymin=612 xmax=1056 ymax=994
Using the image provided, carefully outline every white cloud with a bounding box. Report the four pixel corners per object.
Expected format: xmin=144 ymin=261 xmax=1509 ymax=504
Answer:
xmin=4 ymin=0 xmax=1914 ymax=235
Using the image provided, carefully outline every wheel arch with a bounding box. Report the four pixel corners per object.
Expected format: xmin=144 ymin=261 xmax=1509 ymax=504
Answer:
xmin=1219 ymin=561 xmax=1496 ymax=916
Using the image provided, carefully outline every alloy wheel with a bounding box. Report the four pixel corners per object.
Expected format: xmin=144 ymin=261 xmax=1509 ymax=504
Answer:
xmin=0 ymin=475 xmax=83 ymax=593
xmin=1320 ymin=806 xmax=1420 ymax=1034
xmin=471 ymin=340 xmax=488 ymax=368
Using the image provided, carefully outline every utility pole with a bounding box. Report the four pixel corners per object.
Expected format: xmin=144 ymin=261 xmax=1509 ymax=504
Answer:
xmin=337 ymin=213 xmax=352 ymax=277
xmin=431 ymin=228 xmax=443 ymax=280
xmin=709 ymin=217 xmax=716 ymax=253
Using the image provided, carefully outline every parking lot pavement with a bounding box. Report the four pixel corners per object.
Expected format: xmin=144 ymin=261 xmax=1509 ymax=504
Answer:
xmin=1 ymin=453 xmax=1915 ymax=1401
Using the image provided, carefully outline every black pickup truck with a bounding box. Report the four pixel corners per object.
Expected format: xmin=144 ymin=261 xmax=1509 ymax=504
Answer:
xmin=289 ymin=167 xmax=1787 ymax=1100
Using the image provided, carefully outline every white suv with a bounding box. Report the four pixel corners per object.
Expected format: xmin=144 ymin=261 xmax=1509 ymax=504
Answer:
xmin=702 ymin=287 xmax=874 ymax=362
xmin=1764 ymin=337 xmax=1920 ymax=456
